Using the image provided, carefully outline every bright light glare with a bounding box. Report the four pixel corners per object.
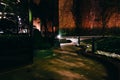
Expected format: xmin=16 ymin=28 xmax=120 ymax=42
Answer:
xmin=18 ymin=18 xmax=21 ymax=21
xmin=57 ymin=34 xmax=61 ymax=39
xmin=3 ymin=16 xmax=6 ymax=18
xmin=17 ymin=0 xmax=20 ymax=2
xmin=87 ymin=45 xmax=90 ymax=48
xmin=0 ymin=31 xmax=4 ymax=33
xmin=1 ymin=2 xmax=7 ymax=6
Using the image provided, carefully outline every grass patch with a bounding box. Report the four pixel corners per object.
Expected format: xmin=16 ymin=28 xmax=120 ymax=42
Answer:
xmin=96 ymin=37 xmax=120 ymax=54
xmin=82 ymin=37 xmax=120 ymax=54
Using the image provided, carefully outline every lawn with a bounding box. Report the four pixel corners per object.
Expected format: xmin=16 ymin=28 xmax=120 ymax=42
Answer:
xmin=82 ymin=37 xmax=120 ymax=54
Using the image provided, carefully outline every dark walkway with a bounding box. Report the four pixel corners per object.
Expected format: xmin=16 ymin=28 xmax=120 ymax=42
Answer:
xmin=0 ymin=43 xmax=119 ymax=80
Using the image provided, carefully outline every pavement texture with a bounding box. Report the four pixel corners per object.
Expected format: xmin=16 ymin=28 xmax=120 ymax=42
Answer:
xmin=0 ymin=43 xmax=116 ymax=80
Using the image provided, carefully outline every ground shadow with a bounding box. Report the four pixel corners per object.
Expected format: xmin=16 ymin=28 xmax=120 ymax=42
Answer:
xmin=80 ymin=53 xmax=120 ymax=80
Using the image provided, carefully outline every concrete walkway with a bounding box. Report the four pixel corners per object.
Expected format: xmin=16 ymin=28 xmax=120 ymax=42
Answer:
xmin=0 ymin=44 xmax=113 ymax=80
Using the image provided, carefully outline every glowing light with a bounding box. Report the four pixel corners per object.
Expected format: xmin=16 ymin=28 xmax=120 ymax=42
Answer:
xmin=10 ymin=13 xmax=14 ymax=15
xmin=0 ymin=31 xmax=4 ymax=33
xmin=33 ymin=18 xmax=41 ymax=31
xmin=4 ymin=12 xmax=7 ymax=15
xmin=87 ymin=45 xmax=90 ymax=48
xmin=0 ymin=12 xmax=2 ymax=15
xmin=57 ymin=34 xmax=61 ymax=39
xmin=18 ymin=18 xmax=21 ymax=21
xmin=17 ymin=0 xmax=20 ymax=2
xmin=29 ymin=9 xmax=32 ymax=22
xmin=3 ymin=16 xmax=6 ymax=18
xmin=0 ymin=2 xmax=7 ymax=6
xmin=53 ymin=26 xmax=56 ymax=32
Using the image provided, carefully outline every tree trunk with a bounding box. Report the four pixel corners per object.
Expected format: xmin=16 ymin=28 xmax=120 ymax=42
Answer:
xmin=72 ymin=0 xmax=83 ymax=36
xmin=102 ymin=20 xmax=106 ymax=37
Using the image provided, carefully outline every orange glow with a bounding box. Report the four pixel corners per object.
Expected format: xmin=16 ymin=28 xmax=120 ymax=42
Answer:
xmin=59 ymin=0 xmax=120 ymax=29
xmin=33 ymin=18 xmax=41 ymax=31
xmin=107 ymin=13 xmax=120 ymax=28
xmin=59 ymin=0 xmax=75 ymax=29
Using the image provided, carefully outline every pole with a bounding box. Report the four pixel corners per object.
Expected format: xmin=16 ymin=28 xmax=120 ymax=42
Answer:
xmin=78 ymin=36 xmax=80 ymax=46
xmin=28 ymin=0 xmax=33 ymax=36
xmin=92 ymin=37 xmax=96 ymax=54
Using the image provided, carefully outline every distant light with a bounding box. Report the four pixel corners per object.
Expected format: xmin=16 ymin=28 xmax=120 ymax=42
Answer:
xmin=1 ymin=2 xmax=7 ymax=6
xmin=18 ymin=18 xmax=21 ymax=21
xmin=4 ymin=12 xmax=7 ymax=15
xmin=29 ymin=9 xmax=32 ymax=22
xmin=87 ymin=45 xmax=90 ymax=48
xmin=0 ymin=31 xmax=4 ymax=33
xmin=10 ymin=13 xmax=14 ymax=15
xmin=17 ymin=0 xmax=20 ymax=2
xmin=22 ymin=29 xmax=27 ymax=33
xmin=0 ymin=16 xmax=2 ymax=19
xmin=3 ymin=16 xmax=6 ymax=18
xmin=57 ymin=34 xmax=61 ymax=39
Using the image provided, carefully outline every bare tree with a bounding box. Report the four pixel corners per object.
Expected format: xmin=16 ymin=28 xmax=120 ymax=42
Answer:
xmin=99 ymin=0 xmax=117 ymax=36
xmin=71 ymin=0 xmax=83 ymax=35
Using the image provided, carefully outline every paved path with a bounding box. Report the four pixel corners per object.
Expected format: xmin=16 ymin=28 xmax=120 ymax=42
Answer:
xmin=0 ymin=44 xmax=110 ymax=80
xmin=29 ymin=44 xmax=108 ymax=80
